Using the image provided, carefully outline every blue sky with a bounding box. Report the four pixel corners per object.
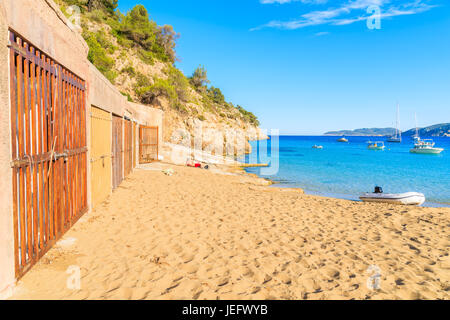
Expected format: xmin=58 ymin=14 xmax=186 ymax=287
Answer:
xmin=119 ymin=0 xmax=450 ymax=134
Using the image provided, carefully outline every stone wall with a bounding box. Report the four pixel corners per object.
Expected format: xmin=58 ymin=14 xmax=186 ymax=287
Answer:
xmin=88 ymin=62 xmax=127 ymax=117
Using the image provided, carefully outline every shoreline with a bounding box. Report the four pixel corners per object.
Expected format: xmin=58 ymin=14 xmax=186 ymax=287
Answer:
xmin=269 ymin=181 xmax=450 ymax=208
xmin=241 ymin=135 xmax=449 ymax=208
xmin=239 ymin=166 xmax=450 ymax=209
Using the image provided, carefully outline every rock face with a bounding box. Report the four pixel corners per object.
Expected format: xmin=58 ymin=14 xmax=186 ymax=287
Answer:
xmin=165 ymin=106 xmax=268 ymax=156
xmin=148 ymin=91 xmax=267 ymax=158
xmin=81 ymin=20 xmax=267 ymax=158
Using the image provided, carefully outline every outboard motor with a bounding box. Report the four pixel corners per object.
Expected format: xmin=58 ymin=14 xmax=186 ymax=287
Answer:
xmin=374 ymin=186 xmax=383 ymax=194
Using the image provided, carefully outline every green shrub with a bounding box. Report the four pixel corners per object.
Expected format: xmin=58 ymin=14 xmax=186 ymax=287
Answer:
xmin=207 ymin=86 xmax=225 ymax=105
xmin=134 ymin=72 xmax=152 ymax=94
xmin=137 ymin=49 xmax=154 ymax=65
xmin=237 ymin=105 xmax=259 ymax=126
xmin=104 ymin=70 xmax=118 ymax=83
xmin=137 ymin=78 xmax=177 ymax=106
xmin=121 ymin=65 xmax=136 ymax=76
xmin=200 ymin=95 xmax=215 ymax=113
xmin=85 ymin=9 xmax=105 ymax=22
xmin=121 ymin=91 xmax=133 ymax=102
xmin=189 ymin=65 xmax=210 ymax=89
xmin=94 ymin=30 xmax=116 ymax=54
xmin=83 ymin=31 xmax=117 ymax=83
xmin=86 ymin=0 xmax=118 ymax=16
xmin=174 ymin=103 xmax=188 ymax=114
xmin=166 ymin=66 xmax=190 ymax=102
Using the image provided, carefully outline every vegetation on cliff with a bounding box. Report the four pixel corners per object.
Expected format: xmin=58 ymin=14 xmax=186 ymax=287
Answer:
xmin=402 ymin=123 xmax=450 ymax=137
xmin=56 ymin=0 xmax=259 ymax=128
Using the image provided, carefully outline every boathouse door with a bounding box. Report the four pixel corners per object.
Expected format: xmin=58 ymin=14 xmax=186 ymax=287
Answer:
xmin=90 ymin=106 xmax=112 ymax=207
xmin=123 ymin=118 xmax=133 ymax=177
xmin=111 ymin=115 xmax=123 ymax=189
xmin=139 ymin=126 xmax=159 ymax=164
xmin=9 ymin=30 xmax=87 ymax=278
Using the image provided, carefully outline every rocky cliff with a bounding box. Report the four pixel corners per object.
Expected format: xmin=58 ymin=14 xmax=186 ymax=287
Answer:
xmin=56 ymin=0 xmax=267 ymax=156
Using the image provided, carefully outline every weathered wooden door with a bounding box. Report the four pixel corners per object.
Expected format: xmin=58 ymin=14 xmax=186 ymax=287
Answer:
xmin=9 ymin=31 xmax=87 ymax=278
xmin=132 ymin=122 xmax=137 ymax=168
xmin=139 ymin=126 xmax=159 ymax=164
xmin=123 ymin=119 xmax=133 ymax=177
xmin=90 ymin=106 xmax=112 ymax=207
xmin=111 ymin=115 xmax=123 ymax=189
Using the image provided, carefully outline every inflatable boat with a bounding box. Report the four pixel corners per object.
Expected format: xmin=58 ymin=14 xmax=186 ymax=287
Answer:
xmin=360 ymin=191 xmax=425 ymax=206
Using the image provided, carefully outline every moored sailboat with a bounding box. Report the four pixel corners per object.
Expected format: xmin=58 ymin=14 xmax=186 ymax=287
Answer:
xmin=409 ymin=113 xmax=444 ymax=154
xmin=387 ymin=103 xmax=402 ymax=143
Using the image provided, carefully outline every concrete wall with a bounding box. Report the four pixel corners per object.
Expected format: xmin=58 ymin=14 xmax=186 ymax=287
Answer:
xmin=0 ymin=0 xmax=165 ymax=296
xmin=0 ymin=2 xmax=15 ymax=299
xmin=88 ymin=62 xmax=127 ymax=117
xmin=0 ymin=0 xmax=90 ymax=298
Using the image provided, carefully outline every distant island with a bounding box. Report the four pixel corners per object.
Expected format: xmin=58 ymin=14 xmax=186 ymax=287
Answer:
xmin=324 ymin=123 xmax=450 ymax=137
xmin=402 ymin=123 xmax=450 ymax=137
xmin=324 ymin=127 xmax=396 ymax=136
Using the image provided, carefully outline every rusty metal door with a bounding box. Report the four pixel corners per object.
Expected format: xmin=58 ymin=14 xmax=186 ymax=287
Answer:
xmin=139 ymin=126 xmax=159 ymax=164
xmin=123 ymin=119 xmax=132 ymax=177
xmin=9 ymin=31 xmax=87 ymax=278
xmin=112 ymin=115 xmax=123 ymax=189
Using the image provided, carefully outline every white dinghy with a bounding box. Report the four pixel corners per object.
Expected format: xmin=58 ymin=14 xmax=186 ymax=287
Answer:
xmin=359 ymin=187 xmax=425 ymax=206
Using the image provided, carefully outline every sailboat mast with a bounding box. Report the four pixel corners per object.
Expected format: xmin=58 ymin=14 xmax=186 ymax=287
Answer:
xmin=397 ymin=103 xmax=401 ymax=141
xmin=415 ymin=113 xmax=419 ymax=138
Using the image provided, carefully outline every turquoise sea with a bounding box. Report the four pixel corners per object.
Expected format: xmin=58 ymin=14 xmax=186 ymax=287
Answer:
xmin=242 ymin=136 xmax=450 ymax=207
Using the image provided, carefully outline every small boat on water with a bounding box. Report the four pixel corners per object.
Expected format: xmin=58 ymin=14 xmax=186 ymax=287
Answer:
xmin=410 ymin=138 xmax=444 ymax=154
xmin=409 ymin=115 xmax=444 ymax=154
xmin=312 ymin=145 xmax=323 ymax=149
xmin=337 ymin=137 xmax=348 ymax=143
xmin=360 ymin=187 xmax=425 ymax=206
xmin=367 ymin=141 xmax=385 ymax=150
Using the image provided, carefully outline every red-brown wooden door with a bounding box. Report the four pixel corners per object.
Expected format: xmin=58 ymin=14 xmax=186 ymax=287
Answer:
xmin=139 ymin=126 xmax=158 ymax=164
xmin=9 ymin=30 xmax=87 ymax=278
xmin=123 ymin=119 xmax=133 ymax=177
xmin=112 ymin=115 xmax=123 ymax=189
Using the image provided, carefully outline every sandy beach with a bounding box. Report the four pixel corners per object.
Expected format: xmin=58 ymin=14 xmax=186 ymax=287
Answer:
xmin=10 ymin=163 xmax=450 ymax=300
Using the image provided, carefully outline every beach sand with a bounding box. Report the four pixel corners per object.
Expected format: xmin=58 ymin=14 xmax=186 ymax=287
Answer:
xmin=10 ymin=163 xmax=450 ymax=300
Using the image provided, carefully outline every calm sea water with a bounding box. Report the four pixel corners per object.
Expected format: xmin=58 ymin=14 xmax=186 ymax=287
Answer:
xmin=241 ymin=136 xmax=450 ymax=207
